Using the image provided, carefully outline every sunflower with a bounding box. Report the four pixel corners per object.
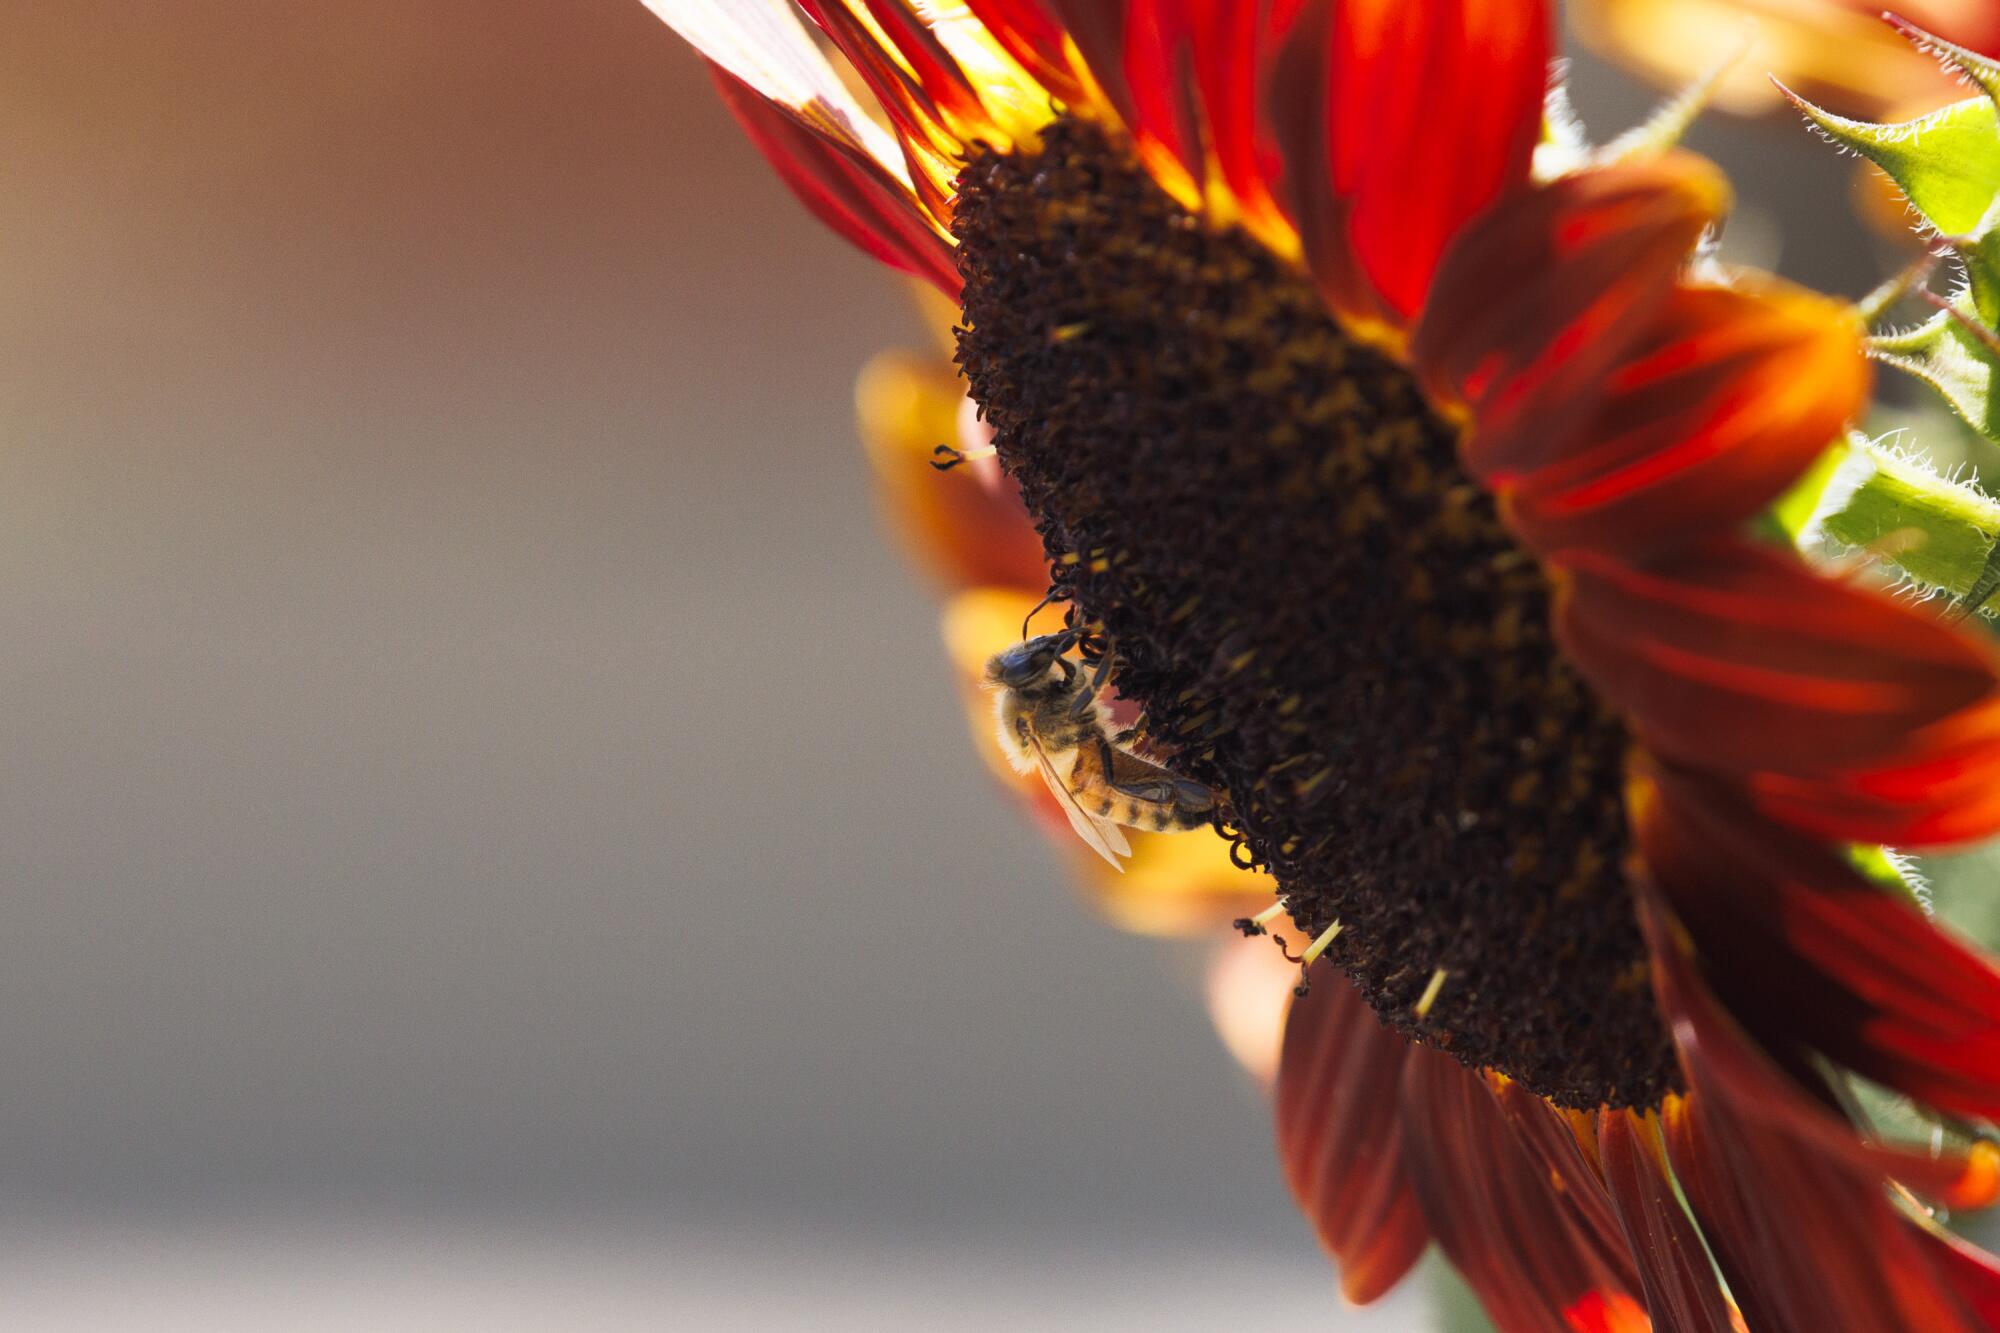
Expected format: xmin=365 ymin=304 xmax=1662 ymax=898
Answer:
xmin=649 ymin=0 xmax=2000 ymax=1326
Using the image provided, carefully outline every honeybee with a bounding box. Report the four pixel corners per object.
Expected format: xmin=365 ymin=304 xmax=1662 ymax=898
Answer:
xmin=985 ymin=631 xmax=1217 ymax=869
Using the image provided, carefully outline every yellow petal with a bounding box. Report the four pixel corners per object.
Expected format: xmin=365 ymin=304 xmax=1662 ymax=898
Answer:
xmin=855 ymin=352 xmax=1048 ymax=592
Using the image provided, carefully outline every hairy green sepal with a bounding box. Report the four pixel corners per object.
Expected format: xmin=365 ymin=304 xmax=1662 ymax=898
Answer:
xmin=1788 ymin=20 xmax=2000 ymax=444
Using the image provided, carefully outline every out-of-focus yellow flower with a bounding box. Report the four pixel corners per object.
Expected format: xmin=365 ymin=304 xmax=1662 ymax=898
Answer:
xmin=1573 ymin=0 xmax=2000 ymax=116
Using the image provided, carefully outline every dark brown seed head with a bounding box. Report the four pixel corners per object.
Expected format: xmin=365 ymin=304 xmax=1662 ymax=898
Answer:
xmin=952 ymin=117 xmax=1677 ymax=1110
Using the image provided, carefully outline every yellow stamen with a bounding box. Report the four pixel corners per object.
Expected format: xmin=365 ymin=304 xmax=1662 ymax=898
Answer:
xmin=1299 ymin=920 xmax=1342 ymax=969
xmin=1414 ymin=968 xmax=1449 ymax=1019
xmin=1247 ymin=899 xmax=1288 ymax=929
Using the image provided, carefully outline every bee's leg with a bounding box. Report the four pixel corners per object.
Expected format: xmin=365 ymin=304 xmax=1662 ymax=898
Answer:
xmin=929 ymin=443 xmax=998 ymax=472
xmin=1068 ymin=640 xmax=1117 ymax=720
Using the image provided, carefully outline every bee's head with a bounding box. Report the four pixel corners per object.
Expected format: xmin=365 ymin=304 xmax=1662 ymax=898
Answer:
xmin=986 ymin=631 xmax=1078 ymax=690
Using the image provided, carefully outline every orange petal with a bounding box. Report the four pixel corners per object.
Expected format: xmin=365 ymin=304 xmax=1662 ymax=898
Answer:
xmin=1273 ymin=961 xmax=1428 ymax=1305
xmin=1557 ymin=537 xmax=2000 ymax=844
xmin=1596 ymin=1111 xmax=1736 ymax=1332
xmin=855 ymin=351 xmax=1050 ymax=593
xmin=710 ymin=69 xmax=959 ymax=293
xmin=1328 ymin=0 xmax=1549 ymax=326
xmin=1414 ymin=155 xmax=1728 ymax=465
xmin=1504 ymin=281 xmax=1867 ymax=559
xmin=1639 ymin=766 xmax=2000 ymax=1138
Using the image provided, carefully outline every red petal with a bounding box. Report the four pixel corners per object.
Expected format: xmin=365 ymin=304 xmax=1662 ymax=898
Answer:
xmin=1488 ymin=1081 xmax=1642 ymax=1298
xmin=1596 ymin=1111 xmax=1736 ymax=1332
xmin=1921 ymin=1224 xmax=2000 ymax=1327
xmin=1328 ymin=0 xmax=1549 ymax=325
xmin=1265 ymin=0 xmax=1373 ymax=328
xmin=1662 ymin=1088 xmax=1989 ymax=1333
xmin=795 ymin=0 xmax=962 ymax=216
xmin=710 ymin=68 xmax=959 ymax=294
xmin=1400 ymin=1053 xmax=1634 ymax=1333
xmin=1273 ymin=961 xmax=1428 ymax=1303
xmin=1558 ymin=537 xmax=2000 ymax=844
xmin=1120 ymin=0 xmax=1204 ymax=203
xmin=1644 ymin=885 xmax=2000 ymax=1330
xmin=1413 ymin=156 xmax=1728 ymax=468
xmin=1640 ymin=768 xmax=2000 ymax=1134
xmin=1504 ymin=282 xmax=1868 ymax=559
xmin=1750 ymin=713 xmax=2000 ymax=847
xmin=1188 ymin=0 xmax=1299 ymax=244
xmin=961 ymin=0 xmax=1081 ymax=100
xmin=844 ymin=0 xmax=992 ymax=136
xmin=1046 ymin=0 xmax=1138 ymax=121
xmin=1562 ymin=1291 xmax=1651 ymax=1333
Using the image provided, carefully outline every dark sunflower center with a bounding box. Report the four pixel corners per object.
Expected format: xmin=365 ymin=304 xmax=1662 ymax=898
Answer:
xmin=952 ymin=117 xmax=1676 ymax=1110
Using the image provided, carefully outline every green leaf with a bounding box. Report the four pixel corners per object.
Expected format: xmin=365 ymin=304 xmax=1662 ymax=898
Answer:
xmin=1872 ymin=304 xmax=2000 ymax=445
xmin=1784 ymin=92 xmax=2000 ymax=238
xmin=1809 ymin=435 xmax=2000 ymax=608
xmin=1970 ymin=229 xmax=2000 ymax=328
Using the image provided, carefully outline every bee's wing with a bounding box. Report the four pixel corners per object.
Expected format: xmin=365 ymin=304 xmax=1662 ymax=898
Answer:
xmin=1025 ymin=734 xmax=1130 ymax=870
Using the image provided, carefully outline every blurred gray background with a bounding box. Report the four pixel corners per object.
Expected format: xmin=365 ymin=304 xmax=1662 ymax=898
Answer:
xmin=0 ymin=3 xmax=1877 ymax=1328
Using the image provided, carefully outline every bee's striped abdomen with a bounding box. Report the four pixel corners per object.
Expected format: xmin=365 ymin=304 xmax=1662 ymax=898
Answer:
xmin=1090 ymin=790 xmax=1211 ymax=832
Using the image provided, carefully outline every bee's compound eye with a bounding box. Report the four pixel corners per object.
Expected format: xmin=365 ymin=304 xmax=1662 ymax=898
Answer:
xmin=993 ymin=645 xmax=1040 ymax=686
